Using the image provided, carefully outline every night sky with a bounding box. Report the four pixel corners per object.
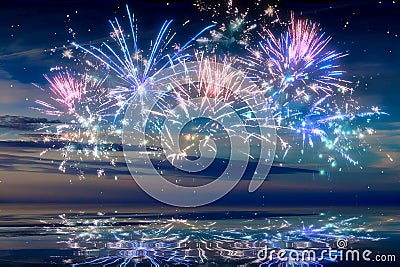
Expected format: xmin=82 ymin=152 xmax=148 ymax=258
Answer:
xmin=0 ymin=0 xmax=399 ymax=207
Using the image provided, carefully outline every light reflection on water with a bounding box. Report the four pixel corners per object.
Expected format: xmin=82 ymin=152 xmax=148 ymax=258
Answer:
xmin=0 ymin=206 xmax=398 ymax=266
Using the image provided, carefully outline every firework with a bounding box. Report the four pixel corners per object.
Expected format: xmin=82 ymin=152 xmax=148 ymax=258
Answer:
xmin=195 ymin=0 xmax=281 ymax=54
xmin=245 ymin=13 xmax=387 ymax=167
xmin=34 ymin=71 xmax=119 ymax=176
xmin=33 ymin=3 xmax=388 ymax=177
xmin=122 ymin=54 xmax=276 ymax=206
xmin=72 ymin=4 xmax=214 ymax=122
xmin=248 ymin=12 xmax=350 ymax=96
xmin=34 ymin=72 xmax=84 ymax=116
xmin=35 ymin=71 xmax=116 ymax=118
xmin=35 ymin=4 xmax=214 ymax=176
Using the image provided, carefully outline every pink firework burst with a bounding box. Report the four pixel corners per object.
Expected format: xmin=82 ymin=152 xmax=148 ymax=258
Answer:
xmin=35 ymin=71 xmax=85 ymax=116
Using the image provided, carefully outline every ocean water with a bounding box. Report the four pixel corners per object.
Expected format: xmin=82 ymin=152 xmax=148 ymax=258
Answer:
xmin=0 ymin=204 xmax=398 ymax=266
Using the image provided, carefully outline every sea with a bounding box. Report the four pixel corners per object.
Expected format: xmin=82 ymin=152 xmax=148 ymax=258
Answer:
xmin=0 ymin=204 xmax=398 ymax=267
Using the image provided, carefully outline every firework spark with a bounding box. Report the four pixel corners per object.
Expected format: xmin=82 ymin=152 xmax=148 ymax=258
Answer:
xmin=195 ymin=0 xmax=281 ymax=54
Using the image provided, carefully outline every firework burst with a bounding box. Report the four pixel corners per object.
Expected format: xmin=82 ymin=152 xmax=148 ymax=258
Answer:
xmin=248 ymin=12 xmax=350 ymax=97
xmin=148 ymin=54 xmax=273 ymax=163
xmin=245 ymin=13 xmax=387 ymax=167
xmin=120 ymin=54 xmax=276 ymax=205
xmin=73 ymin=4 xmax=213 ymax=122
xmin=34 ymin=72 xmax=84 ymax=116
xmin=34 ymin=71 xmax=119 ymax=176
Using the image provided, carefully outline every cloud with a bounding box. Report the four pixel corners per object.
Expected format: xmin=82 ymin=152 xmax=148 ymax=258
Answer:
xmin=0 ymin=141 xmax=398 ymax=205
xmin=0 ymin=115 xmax=61 ymax=131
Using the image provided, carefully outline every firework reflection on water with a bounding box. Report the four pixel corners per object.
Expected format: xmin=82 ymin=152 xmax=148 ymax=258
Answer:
xmin=41 ymin=212 xmax=385 ymax=266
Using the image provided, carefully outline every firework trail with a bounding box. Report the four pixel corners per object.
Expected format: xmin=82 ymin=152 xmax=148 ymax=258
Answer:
xmin=245 ymin=13 xmax=388 ymax=167
xmin=72 ymin=4 xmax=214 ymax=123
